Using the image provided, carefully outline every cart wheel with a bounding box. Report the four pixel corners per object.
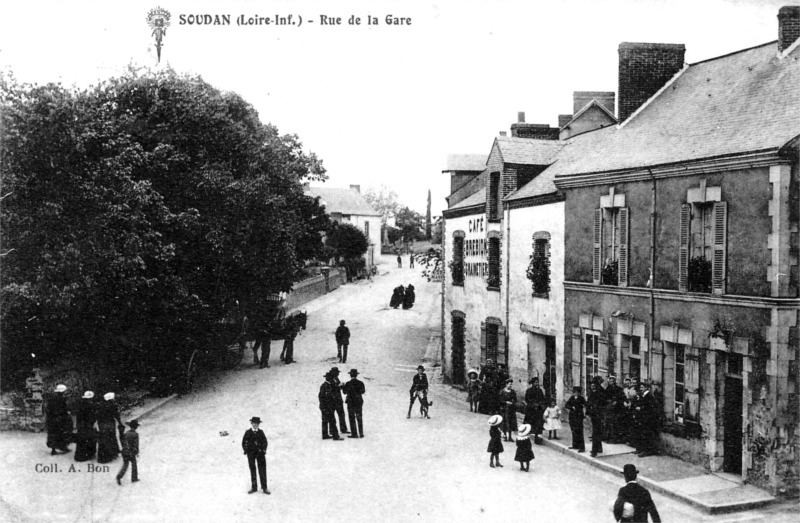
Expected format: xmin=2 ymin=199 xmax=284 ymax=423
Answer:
xmin=184 ymin=349 xmax=200 ymax=393
xmin=220 ymin=338 xmax=245 ymax=369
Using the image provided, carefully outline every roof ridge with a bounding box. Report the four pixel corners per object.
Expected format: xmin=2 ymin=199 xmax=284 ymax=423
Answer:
xmin=689 ymin=40 xmax=776 ymax=66
xmin=618 ymin=63 xmax=689 ymax=129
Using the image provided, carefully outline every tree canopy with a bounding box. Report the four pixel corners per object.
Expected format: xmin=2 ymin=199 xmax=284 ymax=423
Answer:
xmin=362 ymin=185 xmax=400 ymax=225
xmin=0 ymin=68 xmax=329 ymax=386
xmin=326 ymin=222 xmax=369 ymax=261
xmin=395 ymin=206 xmax=426 ymax=242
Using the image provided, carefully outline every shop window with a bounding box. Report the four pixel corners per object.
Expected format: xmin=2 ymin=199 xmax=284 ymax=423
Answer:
xmin=481 ymin=318 xmax=507 ymax=366
xmin=671 ymin=343 xmax=700 ymax=424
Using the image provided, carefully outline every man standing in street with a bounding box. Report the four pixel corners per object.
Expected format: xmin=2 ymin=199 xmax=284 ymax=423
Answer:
xmin=407 ymin=365 xmax=430 ymax=419
xmin=523 ymin=377 xmax=547 ymax=445
xmin=565 ymin=386 xmax=586 ymax=452
xmin=335 ymin=320 xmax=350 ymax=364
xmin=635 ymin=381 xmax=659 ymax=457
xmin=604 ymin=375 xmax=626 ymax=443
xmin=342 ymin=369 xmax=365 ymax=438
xmin=329 ymin=367 xmax=350 ymax=434
xmin=613 ymin=464 xmax=661 ymax=522
xmin=116 ymin=420 xmax=140 ymax=485
xmin=319 ymin=373 xmax=343 ymax=441
xmin=587 ymin=381 xmax=605 ymax=457
xmin=242 ymin=416 xmax=270 ymax=494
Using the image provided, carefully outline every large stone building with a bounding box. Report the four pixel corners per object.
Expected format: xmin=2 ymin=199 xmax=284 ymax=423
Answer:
xmin=440 ymin=5 xmax=800 ymax=496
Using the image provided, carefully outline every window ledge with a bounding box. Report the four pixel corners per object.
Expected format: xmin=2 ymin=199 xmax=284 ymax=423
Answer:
xmin=662 ymin=420 xmax=702 ymax=439
xmin=532 ymin=292 xmax=550 ymax=299
xmin=486 ymin=286 xmax=501 ymax=292
xmin=452 ymin=282 xmax=464 ymax=288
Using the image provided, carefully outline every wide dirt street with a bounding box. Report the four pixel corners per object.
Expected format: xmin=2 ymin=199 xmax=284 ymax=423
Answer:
xmin=0 ymin=255 xmax=769 ymax=522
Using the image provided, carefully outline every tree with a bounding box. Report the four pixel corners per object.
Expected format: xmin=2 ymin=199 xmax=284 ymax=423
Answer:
xmin=362 ymin=185 xmax=400 ymax=225
xmin=395 ymin=206 xmax=426 ymax=242
xmin=326 ymin=222 xmax=369 ymax=281
xmin=425 ymin=189 xmax=432 ymax=240
xmin=0 ymin=68 xmax=329 ymax=386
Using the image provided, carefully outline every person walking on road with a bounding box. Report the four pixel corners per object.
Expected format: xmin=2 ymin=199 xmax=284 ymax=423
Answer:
xmin=329 ymin=367 xmax=349 ymax=434
xmin=407 ymin=365 xmax=430 ymax=419
xmin=397 ymin=254 xmax=402 ymax=268
xmin=409 ymin=253 xmax=414 ymax=268
xmin=335 ymin=320 xmax=350 ymax=364
xmin=487 ymin=414 xmax=504 ymax=468
xmin=116 ymin=420 xmax=140 ymax=485
xmin=319 ymin=373 xmax=343 ymax=440
xmin=342 ymin=369 xmax=365 ymax=438
xmin=613 ymin=464 xmax=661 ymax=522
xmin=241 ymin=417 xmax=269 ymax=494
xmin=565 ymin=386 xmax=586 ymax=453
xmin=46 ymin=384 xmax=73 ymax=455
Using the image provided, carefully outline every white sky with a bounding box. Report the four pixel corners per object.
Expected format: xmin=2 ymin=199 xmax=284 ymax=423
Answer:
xmin=0 ymin=0 xmax=790 ymax=216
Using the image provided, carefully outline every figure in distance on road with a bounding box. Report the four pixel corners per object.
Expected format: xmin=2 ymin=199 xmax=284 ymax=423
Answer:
xmin=335 ymin=319 xmax=350 ymax=364
xmin=242 ymin=416 xmax=270 ymax=494
xmin=407 ymin=365 xmax=432 ymax=419
xmin=116 ymin=419 xmax=140 ymax=485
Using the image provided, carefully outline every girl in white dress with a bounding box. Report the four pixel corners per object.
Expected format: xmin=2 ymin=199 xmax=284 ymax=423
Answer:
xmin=542 ymin=399 xmax=563 ymax=440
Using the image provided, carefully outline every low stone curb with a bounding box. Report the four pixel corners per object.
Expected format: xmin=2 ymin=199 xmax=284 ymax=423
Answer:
xmin=123 ymin=394 xmax=178 ymax=423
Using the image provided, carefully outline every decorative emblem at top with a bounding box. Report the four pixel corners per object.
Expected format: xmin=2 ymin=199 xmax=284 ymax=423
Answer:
xmin=146 ymin=7 xmax=171 ymax=63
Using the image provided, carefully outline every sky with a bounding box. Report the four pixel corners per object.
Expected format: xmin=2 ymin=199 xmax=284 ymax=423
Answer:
xmin=0 ymin=0 xmax=791 ymax=217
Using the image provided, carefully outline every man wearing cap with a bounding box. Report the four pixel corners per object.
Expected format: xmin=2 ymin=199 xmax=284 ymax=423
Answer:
xmin=335 ymin=320 xmax=350 ymax=364
xmin=116 ymin=420 xmax=140 ymax=485
xmin=407 ymin=365 xmax=429 ymax=419
xmin=242 ymin=417 xmax=269 ymax=494
xmin=613 ymin=464 xmax=661 ymax=522
xmin=46 ymin=384 xmax=73 ymax=455
xmin=329 ymin=367 xmax=349 ymax=434
xmin=565 ymin=386 xmax=586 ymax=452
xmin=319 ymin=373 xmax=343 ymax=440
xmin=342 ymin=369 xmax=365 ymax=438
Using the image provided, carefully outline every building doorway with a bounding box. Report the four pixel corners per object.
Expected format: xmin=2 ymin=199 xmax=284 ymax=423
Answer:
xmin=723 ymin=375 xmax=743 ymax=474
xmin=451 ymin=313 xmax=466 ymax=385
xmin=543 ymin=336 xmax=557 ymax=401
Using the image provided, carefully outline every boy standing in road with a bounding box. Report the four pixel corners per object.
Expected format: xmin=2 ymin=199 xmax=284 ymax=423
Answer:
xmin=116 ymin=420 xmax=140 ymax=485
xmin=242 ymin=416 xmax=269 ymax=494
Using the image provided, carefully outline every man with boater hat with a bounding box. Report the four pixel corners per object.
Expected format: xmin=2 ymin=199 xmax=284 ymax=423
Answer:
xmin=242 ymin=416 xmax=269 ymax=494
xmin=613 ymin=464 xmax=661 ymax=522
xmin=342 ymin=368 xmax=365 ymax=438
xmin=319 ymin=373 xmax=342 ymax=440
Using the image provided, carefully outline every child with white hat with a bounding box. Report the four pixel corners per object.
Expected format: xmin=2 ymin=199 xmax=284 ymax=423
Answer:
xmin=486 ymin=414 xmax=504 ymax=468
xmin=514 ymin=424 xmax=535 ymax=472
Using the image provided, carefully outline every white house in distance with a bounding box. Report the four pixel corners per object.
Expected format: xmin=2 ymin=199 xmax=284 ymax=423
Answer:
xmin=305 ymin=184 xmax=382 ymax=271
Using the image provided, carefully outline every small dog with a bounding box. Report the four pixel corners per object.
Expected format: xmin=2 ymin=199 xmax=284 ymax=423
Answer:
xmin=416 ymin=390 xmax=433 ymax=419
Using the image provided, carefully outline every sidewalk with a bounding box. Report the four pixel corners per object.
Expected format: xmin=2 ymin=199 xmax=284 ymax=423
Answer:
xmin=437 ymin=383 xmax=776 ymax=515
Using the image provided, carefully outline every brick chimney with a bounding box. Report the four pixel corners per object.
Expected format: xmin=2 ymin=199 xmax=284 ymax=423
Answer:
xmin=558 ymin=114 xmax=573 ymax=128
xmin=573 ymin=91 xmax=615 ymax=116
xmin=618 ymin=42 xmax=685 ymax=121
xmin=510 ymin=123 xmax=560 ymax=140
xmin=350 ymin=184 xmax=361 ymax=193
xmin=779 ymin=5 xmax=800 ymax=53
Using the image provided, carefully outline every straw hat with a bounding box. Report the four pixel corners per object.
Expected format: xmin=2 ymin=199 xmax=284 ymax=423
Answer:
xmin=518 ymin=424 xmax=532 ymax=437
xmin=82 ymin=391 xmax=94 ymax=399
xmin=467 ymin=368 xmax=478 ymax=379
xmin=487 ymin=414 xmax=503 ymax=426
xmin=103 ymin=392 xmax=115 ymax=401
xmin=54 ymin=384 xmax=67 ymax=393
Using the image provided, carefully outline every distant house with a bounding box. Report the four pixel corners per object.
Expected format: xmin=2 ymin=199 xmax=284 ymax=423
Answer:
xmin=305 ymin=184 xmax=382 ymax=270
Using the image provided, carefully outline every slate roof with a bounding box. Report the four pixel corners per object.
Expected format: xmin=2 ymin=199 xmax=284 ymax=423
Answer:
xmin=447 ymin=186 xmax=486 ymax=211
xmin=305 ymin=187 xmax=381 ymax=216
xmin=444 ymin=154 xmax=487 ymax=171
xmin=505 ymin=167 xmax=559 ymax=201
xmin=494 ymin=136 xmax=565 ymax=165
xmin=550 ymin=41 xmax=800 ymax=178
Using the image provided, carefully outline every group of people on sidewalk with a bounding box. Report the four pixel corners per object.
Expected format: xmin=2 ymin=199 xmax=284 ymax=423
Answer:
xmin=45 ymin=384 xmax=141 ymax=485
xmin=565 ymin=376 xmax=661 ymax=458
xmin=389 ymin=284 xmax=416 ymax=309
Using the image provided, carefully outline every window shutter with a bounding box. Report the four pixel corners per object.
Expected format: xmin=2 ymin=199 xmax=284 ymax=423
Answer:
xmin=679 ymin=204 xmax=690 ymax=292
xmin=571 ymin=330 xmax=582 ymax=390
xmin=498 ymin=326 xmax=507 ymax=366
xmin=663 ymin=343 xmax=675 ymax=420
xmin=480 ymin=322 xmax=487 ymax=364
xmin=684 ymin=351 xmax=701 ymax=421
xmin=593 ymin=209 xmax=602 ymax=284
xmin=598 ymin=339 xmax=610 ymax=377
xmin=618 ymin=207 xmax=630 ymax=287
xmin=712 ymin=201 xmax=727 ymax=295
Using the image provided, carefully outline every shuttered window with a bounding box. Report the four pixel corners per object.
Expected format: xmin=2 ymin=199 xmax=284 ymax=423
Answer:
xmin=452 ymin=234 xmax=465 ymax=286
xmin=594 ymin=205 xmax=629 ymax=286
xmin=680 ymin=190 xmax=726 ymax=295
xmin=585 ymin=332 xmax=600 ymax=391
xmin=481 ymin=320 xmax=506 ymax=365
xmin=488 ymin=172 xmax=501 ymax=221
xmin=673 ymin=344 xmax=700 ymax=424
xmin=712 ymin=201 xmax=727 ymax=295
xmin=487 ymin=237 xmax=501 ymax=289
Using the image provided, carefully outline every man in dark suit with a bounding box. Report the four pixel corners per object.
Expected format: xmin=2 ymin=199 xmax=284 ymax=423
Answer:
xmin=115 ymin=419 xmax=140 ymax=485
xmin=565 ymin=386 xmax=586 ymax=452
xmin=342 ymin=368 xmax=365 ymax=438
xmin=335 ymin=320 xmax=350 ymax=363
xmin=329 ymin=367 xmax=349 ymax=434
xmin=319 ymin=373 xmax=343 ymax=440
xmin=407 ymin=365 xmax=430 ymax=418
xmin=242 ymin=416 xmax=270 ymax=494
xmin=613 ymin=464 xmax=661 ymax=522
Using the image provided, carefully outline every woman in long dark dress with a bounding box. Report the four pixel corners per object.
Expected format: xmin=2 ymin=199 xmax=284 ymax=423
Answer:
xmin=498 ymin=378 xmax=518 ymax=441
xmin=401 ymin=284 xmax=415 ymax=309
xmin=97 ymin=392 xmax=123 ymax=463
xmin=74 ymin=391 xmax=97 ymax=462
xmin=46 ymin=384 xmax=73 ymax=455
xmin=477 ymin=361 xmax=498 ymax=415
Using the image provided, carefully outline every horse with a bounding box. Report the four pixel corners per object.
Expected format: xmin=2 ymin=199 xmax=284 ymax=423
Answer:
xmin=251 ymin=310 xmax=307 ymax=368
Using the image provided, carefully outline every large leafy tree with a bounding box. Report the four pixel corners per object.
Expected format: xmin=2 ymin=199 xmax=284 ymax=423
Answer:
xmin=395 ymin=206 xmax=426 ymax=242
xmin=362 ymin=184 xmax=400 ymax=225
xmin=0 ymin=68 xmax=328 ymax=386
